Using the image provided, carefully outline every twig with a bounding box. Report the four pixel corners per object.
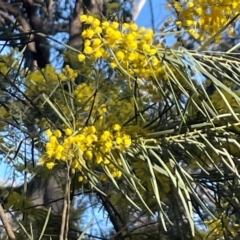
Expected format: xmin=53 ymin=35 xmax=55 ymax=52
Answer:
xmin=149 ymin=0 xmax=155 ymax=31
xmin=0 ymin=204 xmax=16 ymax=240
xmin=65 ymin=163 xmax=72 ymax=240
xmin=60 ymin=162 xmax=71 ymax=240
xmin=60 ymin=181 xmax=68 ymax=240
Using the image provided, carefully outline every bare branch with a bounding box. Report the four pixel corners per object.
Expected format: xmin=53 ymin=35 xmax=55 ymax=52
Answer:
xmin=0 ymin=0 xmax=36 ymax=53
xmin=0 ymin=204 xmax=16 ymax=240
xmin=60 ymin=163 xmax=72 ymax=240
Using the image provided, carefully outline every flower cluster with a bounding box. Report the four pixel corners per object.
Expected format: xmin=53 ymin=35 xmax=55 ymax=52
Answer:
xmin=26 ymin=65 xmax=59 ymax=95
xmin=40 ymin=124 xmax=131 ymax=181
xmin=58 ymin=65 xmax=78 ymax=82
xmin=167 ymin=0 xmax=240 ymax=42
xmin=26 ymin=64 xmax=78 ymax=95
xmin=78 ymin=15 xmax=166 ymax=81
xmin=74 ymin=82 xmax=95 ymax=103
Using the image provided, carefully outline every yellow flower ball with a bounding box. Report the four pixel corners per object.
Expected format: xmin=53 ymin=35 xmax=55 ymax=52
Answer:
xmin=96 ymin=153 xmax=103 ymax=164
xmin=85 ymin=150 xmax=93 ymax=160
xmin=123 ymin=23 xmax=130 ymax=30
xmin=113 ymin=124 xmax=121 ymax=131
xmin=116 ymin=171 xmax=122 ymax=178
xmin=110 ymin=62 xmax=117 ymax=69
xmin=85 ymin=29 xmax=95 ymax=39
xmin=188 ymin=2 xmax=194 ymax=7
xmin=78 ymin=54 xmax=86 ymax=62
xmin=46 ymin=129 xmax=52 ymax=138
xmin=116 ymin=51 xmax=124 ymax=61
xmin=92 ymin=18 xmax=100 ymax=27
xmin=78 ymin=176 xmax=84 ymax=182
xmin=142 ymin=43 xmax=151 ymax=52
xmin=85 ymin=15 xmax=94 ymax=24
xmin=105 ymin=141 xmax=113 ymax=149
xmin=123 ymin=135 xmax=131 ymax=147
xmin=54 ymin=130 xmax=62 ymax=138
xmin=103 ymin=158 xmax=110 ymax=164
xmin=84 ymin=126 xmax=97 ymax=134
xmin=196 ymin=7 xmax=203 ymax=15
xmin=46 ymin=162 xmax=56 ymax=169
xmin=138 ymin=27 xmax=146 ymax=33
xmin=128 ymin=52 xmax=136 ymax=61
xmin=111 ymin=22 xmax=119 ymax=29
xmin=84 ymin=46 xmax=93 ymax=54
xmin=84 ymin=40 xmax=91 ymax=46
xmin=80 ymin=15 xmax=88 ymax=22
xmin=95 ymin=26 xmax=102 ymax=34
xmin=130 ymin=23 xmax=138 ymax=31
xmin=101 ymin=131 xmax=112 ymax=141
xmin=116 ymin=137 xmax=123 ymax=144
xmin=92 ymin=38 xmax=102 ymax=47
xmin=93 ymin=51 xmax=103 ymax=59
xmin=102 ymin=21 xmax=110 ymax=29
xmin=65 ymin=128 xmax=73 ymax=136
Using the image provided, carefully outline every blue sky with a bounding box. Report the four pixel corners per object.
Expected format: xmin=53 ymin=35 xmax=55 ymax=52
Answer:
xmin=137 ymin=0 xmax=169 ymax=29
xmin=137 ymin=0 xmax=177 ymax=46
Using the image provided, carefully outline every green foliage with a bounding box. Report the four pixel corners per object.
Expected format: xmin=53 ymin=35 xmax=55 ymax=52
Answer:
xmin=2 ymin=1 xmax=240 ymax=240
xmin=1 ymin=33 xmax=240 ymax=240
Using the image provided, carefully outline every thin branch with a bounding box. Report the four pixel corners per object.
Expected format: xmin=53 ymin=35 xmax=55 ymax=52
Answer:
xmin=65 ymin=163 xmax=72 ymax=240
xmin=60 ymin=162 xmax=71 ymax=240
xmin=148 ymin=0 xmax=155 ymax=31
xmin=0 ymin=204 xmax=16 ymax=240
xmin=0 ymin=0 xmax=37 ymax=55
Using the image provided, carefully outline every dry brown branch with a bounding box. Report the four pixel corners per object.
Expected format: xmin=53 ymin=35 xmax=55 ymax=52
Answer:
xmin=0 ymin=0 xmax=37 ymax=56
xmin=0 ymin=204 xmax=16 ymax=240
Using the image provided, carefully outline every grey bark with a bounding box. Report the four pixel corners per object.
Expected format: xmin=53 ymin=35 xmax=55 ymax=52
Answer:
xmin=26 ymin=169 xmax=66 ymax=215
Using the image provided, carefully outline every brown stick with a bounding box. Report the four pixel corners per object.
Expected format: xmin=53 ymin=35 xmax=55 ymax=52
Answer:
xmin=0 ymin=204 xmax=16 ymax=240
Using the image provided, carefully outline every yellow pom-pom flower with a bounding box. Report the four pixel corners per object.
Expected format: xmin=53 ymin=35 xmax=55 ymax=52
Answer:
xmin=78 ymin=54 xmax=86 ymax=62
xmin=65 ymin=128 xmax=73 ymax=136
